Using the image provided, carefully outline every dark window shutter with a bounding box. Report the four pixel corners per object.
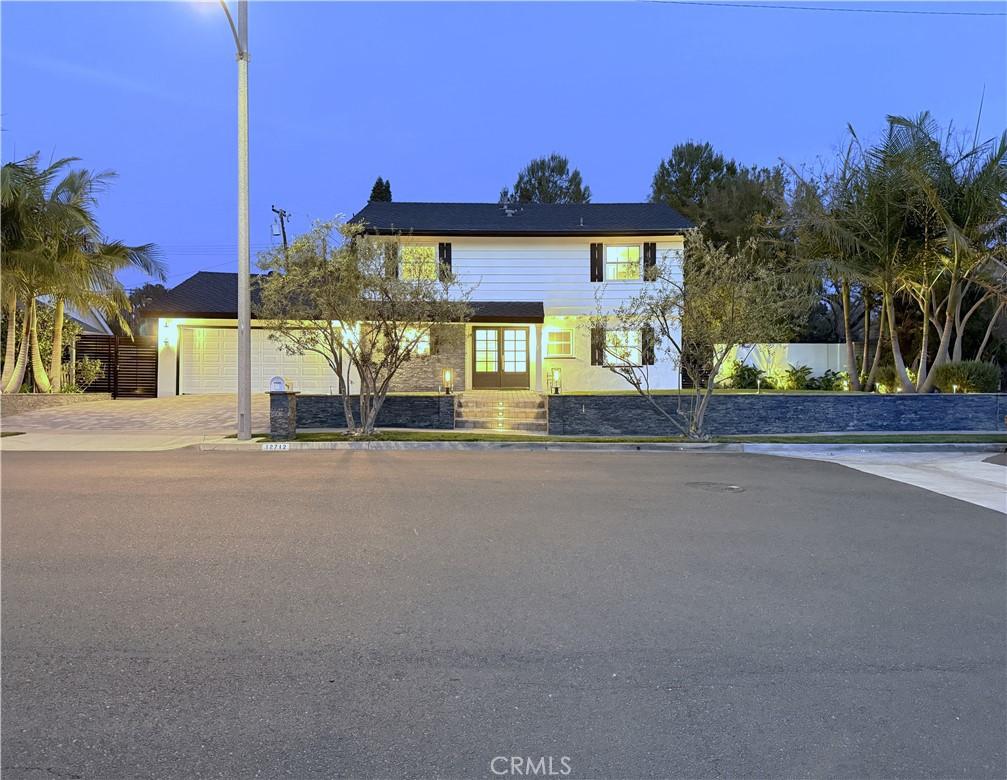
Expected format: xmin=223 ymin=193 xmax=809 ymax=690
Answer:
xmin=590 ymin=243 xmax=603 ymax=282
xmin=643 ymin=243 xmax=657 ymax=280
xmin=438 ymin=242 xmax=452 ymax=281
xmin=642 ymin=326 xmax=656 ymax=365
xmin=591 ymin=327 xmax=605 ymax=366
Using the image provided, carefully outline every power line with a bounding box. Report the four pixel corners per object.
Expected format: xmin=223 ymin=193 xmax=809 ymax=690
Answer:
xmin=647 ymin=1 xmax=1007 ymax=16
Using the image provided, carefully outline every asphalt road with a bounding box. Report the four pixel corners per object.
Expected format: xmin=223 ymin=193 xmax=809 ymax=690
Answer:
xmin=2 ymin=450 xmax=1004 ymax=779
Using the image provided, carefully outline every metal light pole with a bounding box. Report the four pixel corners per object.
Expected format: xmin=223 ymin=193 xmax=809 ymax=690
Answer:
xmin=219 ymin=0 xmax=252 ymax=440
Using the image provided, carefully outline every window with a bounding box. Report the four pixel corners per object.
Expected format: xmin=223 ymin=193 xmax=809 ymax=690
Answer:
xmin=605 ymin=329 xmax=642 ymax=366
xmin=399 ymin=245 xmax=438 ymax=281
xmin=545 ymin=329 xmax=574 ymax=358
xmin=605 ymin=245 xmax=641 ymax=281
xmin=404 ymin=327 xmax=431 ymax=356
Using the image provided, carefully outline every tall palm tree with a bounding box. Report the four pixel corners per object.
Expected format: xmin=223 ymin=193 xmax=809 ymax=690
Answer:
xmin=890 ymin=114 xmax=1007 ymax=391
xmin=1 ymin=156 xmax=163 ymax=393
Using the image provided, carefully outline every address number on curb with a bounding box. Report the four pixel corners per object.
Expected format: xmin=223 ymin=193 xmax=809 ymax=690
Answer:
xmin=262 ymin=442 xmax=290 ymax=451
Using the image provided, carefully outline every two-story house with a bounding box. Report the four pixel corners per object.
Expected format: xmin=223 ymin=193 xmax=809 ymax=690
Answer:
xmin=147 ymin=202 xmax=691 ymax=397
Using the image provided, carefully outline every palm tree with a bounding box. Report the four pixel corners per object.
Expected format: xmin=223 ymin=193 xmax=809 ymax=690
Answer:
xmin=1 ymin=156 xmax=163 ymax=393
xmin=890 ymin=114 xmax=1007 ymax=391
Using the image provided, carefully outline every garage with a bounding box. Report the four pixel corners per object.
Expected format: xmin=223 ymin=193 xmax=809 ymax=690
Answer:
xmin=179 ymin=327 xmax=337 ymax=394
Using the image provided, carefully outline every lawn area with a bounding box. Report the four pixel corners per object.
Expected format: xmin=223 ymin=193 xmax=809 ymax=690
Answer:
xmin=269 ymin=431 xmax=1007 ymax=445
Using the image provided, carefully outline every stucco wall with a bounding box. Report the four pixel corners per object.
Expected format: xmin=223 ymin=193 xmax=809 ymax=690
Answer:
xmin=547 ymin=393 xmax=1007 ymax=436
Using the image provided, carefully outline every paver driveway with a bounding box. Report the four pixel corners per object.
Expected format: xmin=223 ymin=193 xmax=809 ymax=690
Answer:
xmin=1 ymin=393 xmax=270 ymax=433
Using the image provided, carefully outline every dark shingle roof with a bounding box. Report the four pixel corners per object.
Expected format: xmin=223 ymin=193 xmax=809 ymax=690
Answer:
xmin=145 ymin=271 xmax=263 ymax=318
xmin=146 ymin=271 xmax=544 ymax=322
xmin=349 ymin=201 xmax=691 ymax=236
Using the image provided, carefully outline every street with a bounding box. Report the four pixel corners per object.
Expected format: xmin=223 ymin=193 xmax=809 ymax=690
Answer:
xmin=2 ymin=450 xmax=1005 ymax=778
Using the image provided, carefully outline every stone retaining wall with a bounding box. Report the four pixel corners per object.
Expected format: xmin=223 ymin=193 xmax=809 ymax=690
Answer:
xmin=269 ymin=392 xmax=456 ymax=439
xmin=547 ymin=393 xmax=1007 ymax=436
xmin=1 ymin=393 xmax=113 ymax=418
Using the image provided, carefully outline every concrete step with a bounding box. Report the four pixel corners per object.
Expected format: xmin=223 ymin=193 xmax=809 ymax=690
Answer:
xmin=457 ymin=398 xmax=545 ymax=411
xmin=455 ymin=418 xmax=548 ymax=432
xmin=456 ymin=407 xmax=547 ymax=421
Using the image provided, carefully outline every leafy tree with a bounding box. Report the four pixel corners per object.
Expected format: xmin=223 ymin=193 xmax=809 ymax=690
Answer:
xmin=369 ymin=177 xmax=392 ymax=202
xmin=593 ymin=230 xmax=813 ymax=438
xmin=119 ymin=283 xmax=167 ymax=336
xmin=257 ymin=221 xmax=472 ymax=435
xmin=649 ymin=141 xmax=786 ymax=247
xmin=500 ymin=154 xmax=591 ymax=204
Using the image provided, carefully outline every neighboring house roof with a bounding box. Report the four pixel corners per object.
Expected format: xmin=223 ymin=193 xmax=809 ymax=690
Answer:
xmin=349 ymin=202 xmax=692 ymax=237
xmin=145 ymin=271 xmax=544 ymax=323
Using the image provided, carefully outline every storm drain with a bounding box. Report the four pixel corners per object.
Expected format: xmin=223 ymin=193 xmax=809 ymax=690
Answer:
xmin=685 ymin=481 xmax=746 ymax=493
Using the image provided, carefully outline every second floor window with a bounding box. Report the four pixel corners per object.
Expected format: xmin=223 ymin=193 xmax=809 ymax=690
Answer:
xmin=605 ymin=245 xmax=641 ymax=281
xmin=400 ymin=246 xmax=438 ymax=281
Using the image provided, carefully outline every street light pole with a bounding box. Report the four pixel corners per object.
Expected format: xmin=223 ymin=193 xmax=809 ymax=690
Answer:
xmin=219 ymin=0 xmax=252 ymax=440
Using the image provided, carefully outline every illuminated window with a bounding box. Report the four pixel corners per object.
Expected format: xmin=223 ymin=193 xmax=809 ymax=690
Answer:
xmin=404 ymin=327 xmax=431 ymax=356
xmin=605 ymin=329 xmax=642 ymax=366
xmin=605 ymin=245 xmax=641 ymax=281
xmin=545 ymin=329 xmax=574 ymax=358
xmin=400 ymin=246 xmax=438 ymax=280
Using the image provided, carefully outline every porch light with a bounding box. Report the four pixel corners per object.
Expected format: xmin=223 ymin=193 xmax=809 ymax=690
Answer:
xmin=550 ymin=367 xmax=562 ymax=394
xmin=442 ymin=367 xmax=454 ymax=395
xmin=159 ymin=319 xmax=178 ymax=349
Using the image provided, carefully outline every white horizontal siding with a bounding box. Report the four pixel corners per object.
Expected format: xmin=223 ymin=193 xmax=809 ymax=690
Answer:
xmin=402 ymin=236 xmax=684 ymax=315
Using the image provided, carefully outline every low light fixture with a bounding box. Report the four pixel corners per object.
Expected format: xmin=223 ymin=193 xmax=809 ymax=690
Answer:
xmin=952 ymin=383 xmax=959 ymax=394
xmin=550 ymin=367 xmax=562 ymax=395
xmin=756 ymin=377 xmax=761 ymax=394
xmin=442 ymin=367 xmax=453 ymax=395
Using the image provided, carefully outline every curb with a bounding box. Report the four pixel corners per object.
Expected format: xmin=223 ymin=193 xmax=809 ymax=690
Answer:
xmin=198 ymin=440 xmax=1007 ymax=454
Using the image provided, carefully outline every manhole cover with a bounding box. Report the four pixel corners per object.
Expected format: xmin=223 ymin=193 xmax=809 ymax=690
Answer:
xmin=685 ymin=481 xmax=746 ymax=493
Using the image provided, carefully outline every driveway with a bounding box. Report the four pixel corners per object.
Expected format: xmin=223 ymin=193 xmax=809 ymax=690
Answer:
xmin=0 ymin=393 xmax=270 ymax=434
xmin=2 ymin=450 xmax=1004 ymax=778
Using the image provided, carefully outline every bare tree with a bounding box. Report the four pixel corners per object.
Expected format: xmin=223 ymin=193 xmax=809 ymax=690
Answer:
xmin=258 ymin=221 xmax=472 ymax=435
xmin=594 ymin=229 xmax=812 ymax=439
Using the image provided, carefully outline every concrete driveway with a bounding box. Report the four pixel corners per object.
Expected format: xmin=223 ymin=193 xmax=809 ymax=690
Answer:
xmin=0 ymin=393 xmax=270 ymax=434
xmin=2 ymin=450 xmax=1004 ymax=778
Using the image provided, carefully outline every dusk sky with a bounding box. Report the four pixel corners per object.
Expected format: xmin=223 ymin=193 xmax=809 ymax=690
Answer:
xmin=2 ymin=1 xmax=1005 ymax=289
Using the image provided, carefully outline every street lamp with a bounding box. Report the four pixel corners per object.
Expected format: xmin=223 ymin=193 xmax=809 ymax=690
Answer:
xmin=217 ymin=0 xmax=252 ymax=440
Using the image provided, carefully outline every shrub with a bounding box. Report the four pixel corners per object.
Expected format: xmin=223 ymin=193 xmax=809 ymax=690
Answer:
xmin=724 ymin=360 xmax=765 ymax=389
xmin=874 ymin=364 xmax=898 ymax=393
xmin=781 ymin=363 xmax=814 ymax=390
xmin=933 ymin=361 xmax=1001 ymax=393
xmin=65 ymin=357 xmax=104 ymax=393
xmin=809 ymin=369 xmax=849 ymax=391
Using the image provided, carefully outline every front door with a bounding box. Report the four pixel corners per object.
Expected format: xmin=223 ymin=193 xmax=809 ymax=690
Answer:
xmin=472 ymin=327 xmax=530 ymax=389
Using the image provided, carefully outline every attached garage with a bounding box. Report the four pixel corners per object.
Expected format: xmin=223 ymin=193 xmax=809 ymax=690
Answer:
xmin=179 ymin=327 xmax=337 ymax=394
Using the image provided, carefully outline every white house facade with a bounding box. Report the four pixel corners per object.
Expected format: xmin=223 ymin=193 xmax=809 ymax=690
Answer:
xmin=147 ymin=202 xmax=690 ymax=397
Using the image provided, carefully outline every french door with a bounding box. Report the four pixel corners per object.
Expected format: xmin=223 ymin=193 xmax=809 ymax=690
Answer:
xmin=472 ymin=327 xmax=530 ymax=389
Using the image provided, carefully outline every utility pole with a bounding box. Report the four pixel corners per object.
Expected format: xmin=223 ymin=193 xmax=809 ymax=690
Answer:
xmin=271 ymin=205 xmax=290 ymax=251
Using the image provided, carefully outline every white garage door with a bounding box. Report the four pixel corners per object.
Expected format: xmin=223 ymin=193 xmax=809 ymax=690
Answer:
xmin=179 ymin=327 xmax=338 ymax=394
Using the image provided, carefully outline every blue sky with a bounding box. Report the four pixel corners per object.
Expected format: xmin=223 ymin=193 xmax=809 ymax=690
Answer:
xmin=2 ymin=1 xmax=1005 ymax=288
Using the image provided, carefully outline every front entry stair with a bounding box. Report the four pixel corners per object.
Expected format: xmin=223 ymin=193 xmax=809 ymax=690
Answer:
xmin=455 ymin=391 xmax=547 ymax=433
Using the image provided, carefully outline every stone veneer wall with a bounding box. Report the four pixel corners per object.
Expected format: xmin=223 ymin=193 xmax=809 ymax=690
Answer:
xmin=267 ymin=393 xmax=456 ymax=439
xmin=547 ymin=393 xmax=1007 ymax=436
xmin=1 ymin=392 xmax=113 ymax=417
xmin=388 ymin=325 xmax=467 ymax=393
